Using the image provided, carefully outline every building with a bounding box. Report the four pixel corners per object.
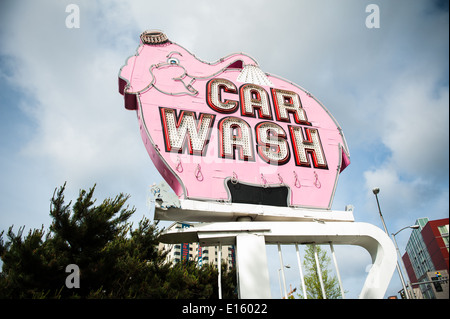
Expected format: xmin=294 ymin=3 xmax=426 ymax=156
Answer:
xmin=158 ymin=222 xmax=236 ymax=269
xmin=402 ymin=217 xmax=449 ymax=299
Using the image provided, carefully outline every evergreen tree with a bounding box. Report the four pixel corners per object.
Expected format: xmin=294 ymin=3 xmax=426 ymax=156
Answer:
xmin=300 ymin=244 xmax=342 ymax=299
xmin=0 ymin=183 xmax=236 ymax=298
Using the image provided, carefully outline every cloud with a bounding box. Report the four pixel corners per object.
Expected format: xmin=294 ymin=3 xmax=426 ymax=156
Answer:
xmin=1 ymin=1 xmax=148 ymax=182
xmin=361 ymin=67 xmax=449 ymax=227
xmin=381 ymin=77 xmax=449 ymax=180
xmin=0 ymin=0 xmax=160 ymax=232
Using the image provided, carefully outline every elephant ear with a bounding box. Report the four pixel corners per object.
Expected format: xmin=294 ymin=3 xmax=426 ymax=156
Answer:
xmin=118 ymin=51 xmax=157 ymax=110
xmin=118 ymin=60 xmax=139 ymax=110
xmin=118 ymin=81 xmax=138 ymax=110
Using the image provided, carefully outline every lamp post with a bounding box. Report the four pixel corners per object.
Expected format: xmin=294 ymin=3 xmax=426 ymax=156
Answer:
xmin=392 ymin=225 xmax=420 ymax=299
xmin=372 ymin=187 xmax=410 ymax=298
xmin=372 ymin=188 xmax=389 ymax=233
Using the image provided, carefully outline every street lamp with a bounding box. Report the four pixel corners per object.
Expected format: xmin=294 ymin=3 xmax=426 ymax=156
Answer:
xmin=278 ymin=265 xmax=291 ymax=299
xmin=372 ymin=188 xmax=389 ymax=234
xmin=372 ymin=187 xmax=410 ymax=298
xmin=392 ymin=225 xmax=420 ymax=299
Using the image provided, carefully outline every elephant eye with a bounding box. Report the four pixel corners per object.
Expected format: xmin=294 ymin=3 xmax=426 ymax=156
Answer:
xmin=167 ymin=57 xmax=179 ymax=65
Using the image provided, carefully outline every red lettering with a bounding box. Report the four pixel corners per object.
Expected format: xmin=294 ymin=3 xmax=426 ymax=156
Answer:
xmin=159 ymin=107 xmax=215 ymax=155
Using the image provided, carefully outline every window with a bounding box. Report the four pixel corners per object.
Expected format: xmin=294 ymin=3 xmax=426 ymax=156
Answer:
xmin=438 ymin=225 xmax=449 ymax=251
xmin=432 ymin=277 xmax=443 ymax=292
xmin=438 ymin=225 xmax=449 ymax=236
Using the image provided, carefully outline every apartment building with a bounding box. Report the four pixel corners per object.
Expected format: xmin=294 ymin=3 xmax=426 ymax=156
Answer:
xmin=158 ymin=222 xmax=236 ymax=269
xmin=402 ymin=217 xmax=449 ymax=299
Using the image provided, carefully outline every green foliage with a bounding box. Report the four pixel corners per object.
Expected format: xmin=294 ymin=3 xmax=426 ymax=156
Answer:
xmin=0 ymin=183 xmax=236 ymax=299
xmin=299 ymin=245 xmax=343 ymax=299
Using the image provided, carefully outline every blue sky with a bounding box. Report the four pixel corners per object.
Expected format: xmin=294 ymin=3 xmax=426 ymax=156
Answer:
xmin=0 ymin=0 xmax=448 ymax=298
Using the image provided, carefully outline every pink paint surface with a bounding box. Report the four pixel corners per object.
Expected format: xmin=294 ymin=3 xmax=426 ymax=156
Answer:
xmin=119 ymin=31 xmax=350 ymax=209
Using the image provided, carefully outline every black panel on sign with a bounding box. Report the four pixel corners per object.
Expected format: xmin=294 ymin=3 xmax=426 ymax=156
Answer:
xmin=226 ymin=180 xmax=289 ymax=207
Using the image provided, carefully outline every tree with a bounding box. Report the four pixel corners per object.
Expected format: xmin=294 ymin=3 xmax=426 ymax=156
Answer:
xmin=0 ymin=183 xmax=236 ymax=298
xmin=300 ymin=244 xmax=342 ymax=299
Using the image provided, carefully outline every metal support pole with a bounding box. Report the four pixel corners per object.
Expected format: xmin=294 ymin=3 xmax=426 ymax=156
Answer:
xmin=278 ymin=269 xmax=283 ymax=299
xmin=277 ymin=243 xmax=288 ymax=299
xmin=295 ymin=243 xmax=308 ymax=299
xmin=235 ymin=233 xmax=271 ymax=299
xmin=329 ymin=242 xmax=345 ymax=299
xmin=391 ymin=233 xmax=415 ymax=299
xmin=373 ymin=189 xmax=409 ymax=298
xmin=313 ymin=244 xmax=327 ymax=299
xmin=218 ymin=242 xmax=222 ymax=299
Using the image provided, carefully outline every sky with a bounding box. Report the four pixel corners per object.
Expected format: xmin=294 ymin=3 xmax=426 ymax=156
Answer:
xmin=0 ymin=0 xmax=448 ymax=299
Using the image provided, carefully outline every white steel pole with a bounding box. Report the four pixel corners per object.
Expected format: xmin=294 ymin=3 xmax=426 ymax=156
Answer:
xmin=295 ymin=243 xmax=307 ymax=299
xmin=313 ymin=244 xmax=327 ymax=299
xmin=278 ymin=243 xmax=288 ymax=299
xmin=329 ymin=242 xmax=345 ymax=299
xmin=278 ymin=269 xmax=283 ymax=298
xmin=235 ymin=234 xmax=271 ymax=299
xmin=218 ymin=243 xmax=222 ymax=299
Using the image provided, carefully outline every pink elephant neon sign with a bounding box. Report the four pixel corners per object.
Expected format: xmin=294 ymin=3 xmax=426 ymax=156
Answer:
xmin=119 ymin=30 xmax=350 ymax=210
